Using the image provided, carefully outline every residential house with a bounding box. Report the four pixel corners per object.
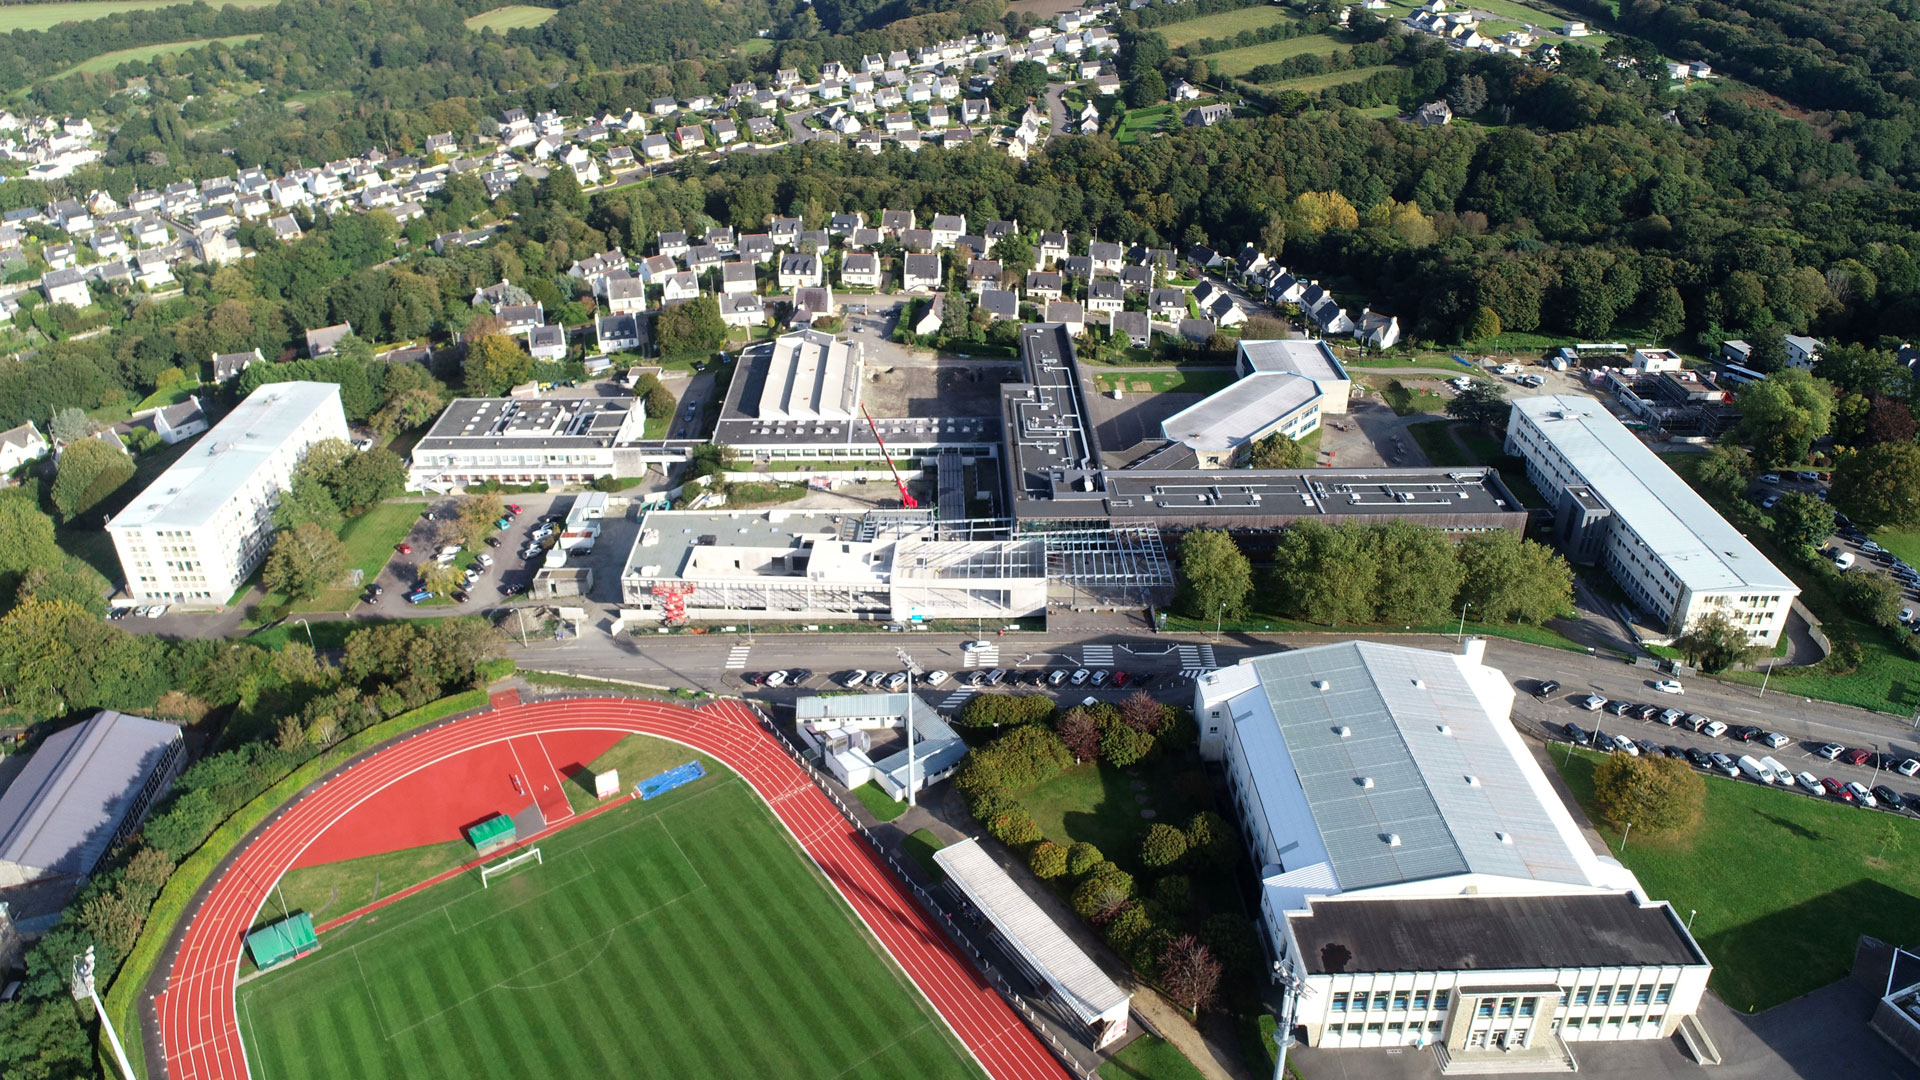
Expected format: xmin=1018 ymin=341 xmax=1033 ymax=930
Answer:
xmin=1046 ymin=301 xmax=1086 ymax=335
xmin=789 ymin=286 xmax=836 ymax=328
xmin=1088 ymin=241 xmax=1123 ymax=275
xmin=596 ymin=313 xmax=642 ymax=353
xmin=1184 ymin=103 xmax=1232 ymax=127
xmin=840 ymin=252 xmax=882 ymax=288
xmin=497 ymin=304 xmax=544 ymax=337
xmin=979 ymin=289 xmax=1018 ymax=321
xmin=968 ymin=260 xmax=1004 ymax=293
xmin=1111 ymin=310 xmax=1151 ymax=348
xmin=41 ymin=268 xmax=89 ymax=308
xmin=1786 ymin=335 xmax=1823 ymax=369
xmin=903 ymin=253 xmax=942 ymax=292
xmin=606 ymin=275 xmax=648 ymax=314
xmin=829 ymin=212 xmax=865 ymax=235
xmin=212 ymin=349 xmax=262 ymax=383
xmin=1412 ymin=100 xmax=1453 ymax=126
xmin=737 ymin=233 xmax=774 ymax=263
xmin=721 ymin=261 xmax=759 ymax=295
xmin=718 ymin=291 xmax=767 ymax=328
xmin=673 ymin=125 xmax=706 ymax=152
xmin=1026 ymin=271 xmax=1065 ymax=302
xmin=769 ymin=216 xmax=803 ymax=246
xmin=1201 ymin=291 xmax=1245 ymax=328
xmin=1120 ymin=264 xmax=1153 ymax=292
xmin=1061 ymin=256 xmax=1095 ymax=281
xmin=662 ymin=272 xmax=700 ymax=304
xmin=777 ymin=252 xmax=823 ymax=289
xmin=687 ymin=244 xmax=726 ymax=271
xmin=0 ymin=421 xmax=48 ymax=475
xmin=527 ymin=324 xmax=568 ymax=362
xmin=1149 ymin=288 xmax=1188 ymax=320
xmin=1353 ymin=309 xmax=1400 ymax=349
xmin=712 ymin=119 xmax=738 ymax=146
xmin=642 ymin=134 xmax=672 ymax=161
xmin=900 ymin=228 xmax=935 ymax=253
xmin=305 ymin=322 xmax=354 ymax=357
xmin=880 ymin=208 xmax=915 ymax=235
xmin=1039 ymin=231 xmax=1070 ymax=266
xmin=1087 ymin=280 xmax=1125 ymax=313
xmin=568 ymin=249 xmax=628 ymax=292
xmin=705 ymin=226 xmax=736 ymax=253
xmin=931 ymin=214 xmax=968 ymax=247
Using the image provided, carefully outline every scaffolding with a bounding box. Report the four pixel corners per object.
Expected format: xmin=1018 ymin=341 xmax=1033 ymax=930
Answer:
xmin=936 ymin=449 xmax=966 ymax=538
xmin=1024 ymin=523 xmax=1174 ymax=608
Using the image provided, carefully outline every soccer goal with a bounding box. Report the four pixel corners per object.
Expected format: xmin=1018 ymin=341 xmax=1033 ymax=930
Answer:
xmin=479 ymin=847 xmax=543 ymax=888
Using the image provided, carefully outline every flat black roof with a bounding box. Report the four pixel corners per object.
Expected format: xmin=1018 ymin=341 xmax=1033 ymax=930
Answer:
xmin=1102 ymin=467 xmax=1525 ymax=518
xmin=1289 ymin=893 xmax=1702 ymax=975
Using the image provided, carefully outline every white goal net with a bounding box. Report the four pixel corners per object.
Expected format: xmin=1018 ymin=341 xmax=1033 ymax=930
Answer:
xmin=479 ymin=846 xmax=543 ymax=888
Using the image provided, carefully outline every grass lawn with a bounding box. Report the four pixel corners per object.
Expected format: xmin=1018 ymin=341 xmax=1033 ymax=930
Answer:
xmin=1666 ymin=453 xmax=1920 ymax=713
xmin=1552 ymin=747 xmax=1920 ymax=1011
xmin=271 ymin=840 xmax=473 ymax=927
xmin=1100 ymin=1034 xmax=1207 ymax=1080
xmin=1260 ymin=66 xmax=1385 ymax=92
xmin=462 ymin=4 xmax=557 ymax=31
xmin=1088 ymin=368 xmax=1237 ymax=396
xmin=1205 ymin=33 xmax=1354 ymax=78
xmin=727 ymin=481 xmax=806 ymax=508
xmin=853 ymin=780 xmax=908 ymax=822
xmin=560 ymin=733 xmax=722 ymax=814
xmin=904 ymin=828 xmax=946 ymax=881
xmin=738 ymin=36 xmax=774 ymax=56
xmin=1159 ymin=5 xmax=1295 ymax=47
xmin=240 ymin=776 xmax=985 ymax=1080
xmin=1023 ymin=755 xmax=1217 ymax=879
xmin=1116 ymin=103 xmax=1175 ymax=144
xmin=58 ymin=34 xmax=255 ymax=77
xmin=0 ymin=0 xmax=273 ymax=32
xmin=285 ymin=501 xmax=426 ymax=613
xmin=1373 ymin=377 xmax=1445 ymax=416
xmin=131 ymin=374 xmax=203 ymax=412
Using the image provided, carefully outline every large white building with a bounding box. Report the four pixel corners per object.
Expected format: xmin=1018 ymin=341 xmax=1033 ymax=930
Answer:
xmin=1233 ymin=339 xmax=1352 ymax=414
xmin=107 ymin=382 xmax=348 ymax=604
xmin=1194 ymin=639 xmax=1710 ymax=1062
xmin=620 ymin=508 xmax=1046 ymax=623
xmin=1506 ymin=395 xmax=1799 ymax=645
xmin=757 ymin=328 xmax=863 ymax=422
xmin=407 ymin=396 xmax=649 ymax=492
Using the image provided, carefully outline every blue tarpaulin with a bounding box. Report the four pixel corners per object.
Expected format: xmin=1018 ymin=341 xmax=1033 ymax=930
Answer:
xmin=636 ymin=761 xmax=706 ymax=800
xmin=1452 ymin=355 xmax=1474 ymax=368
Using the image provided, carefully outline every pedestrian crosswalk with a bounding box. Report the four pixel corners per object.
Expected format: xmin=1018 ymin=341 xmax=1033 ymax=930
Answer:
xmin=1178 ymin=644 xmax=1217 ymax=681
xmin=1080 ymin=645 xmax=1115 ymax=668
xmin=938 ymin=685 xmax=979 ymax=711
xmin=962 ymin=644 xmax=1000 ymax=668
xmin=725 ymin=645 xmax=751 ymax=670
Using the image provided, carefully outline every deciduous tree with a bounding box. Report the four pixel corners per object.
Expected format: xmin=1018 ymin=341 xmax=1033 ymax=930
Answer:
xmin=1446 ymin=381 xmax=1509 ymax=428
xmin=1768 ymin=491 xmax=1834 ymax=553
xmin=1831 ymin=442 xmax=1920 ymax=530
xmin=1245 ymin=431 xmax=1307 ymax=469
xmin=1455 ymin=532 xmax=1573 ymax=624
xmin=262 ymin=522 xmax=348 ymax=599
xmin=1159 ymin=935 xmax=1224 ymax=1013
xmin=1591 ymin=752 xmax=1704 ymax=834
xmin=1176 ymin=528 xmax=1252 ymax=621
xmin=49 ymin=436 xmax=133 ymax=520
xmin=1674 ymin=608 xmax=1758 ymax=672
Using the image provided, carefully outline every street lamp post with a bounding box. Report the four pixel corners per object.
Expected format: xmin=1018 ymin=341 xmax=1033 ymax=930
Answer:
xmin=1215 ymin=601 xmax=1226 ymax=644
xmin=897 ymin=647 xmax=920 ymax=807
xmin=1686 ymin=908 xmax=1697 ymax=932
xmin=71 ymin=947 xmax=136 ymax=1080
xmin=1758 ymin=660 xmax=1774 ymax=698
xmin=293 ymin=618 xmax=314 ymax=650
xmin=1456 ymin=601 xmax=1472 ymax=642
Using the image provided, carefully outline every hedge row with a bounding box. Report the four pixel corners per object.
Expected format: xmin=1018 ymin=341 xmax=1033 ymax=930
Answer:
xmin=103 ymin=685 xmax=494 ymax=1078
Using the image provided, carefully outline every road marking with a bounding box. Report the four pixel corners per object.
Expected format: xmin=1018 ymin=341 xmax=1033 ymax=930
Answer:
xmin=939 ymin=686 xmax=979 ymax=711
xmin=1081 ymin=645 xmax=1114 ymax=668
xmin=1177 ymin=644 xmax=1217 ymax=669
xmin=725 ymin=645 xmax=750 ymax=670
xmin=962 ymin=645 xmax=999 ymax=668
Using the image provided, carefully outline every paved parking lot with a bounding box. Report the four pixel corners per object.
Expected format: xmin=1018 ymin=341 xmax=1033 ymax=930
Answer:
xmin=362 ymin=492 xmax=629 ymax=616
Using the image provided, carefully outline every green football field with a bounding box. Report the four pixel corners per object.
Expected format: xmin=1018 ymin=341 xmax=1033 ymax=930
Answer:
xmin=237 ymin=774 xmax=986 ymax=1080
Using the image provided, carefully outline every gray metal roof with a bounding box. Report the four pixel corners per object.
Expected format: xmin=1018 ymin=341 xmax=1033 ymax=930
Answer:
xmin=0 ymin=711 xmax=181 ymax=884
xmin=1236 ymin=338 xmax=1347 ymax=384
xmin=934 ymin=838 xmax=1129 ymax=1026
xmin=1161 ymin=372 xmax=1321 ymax=452
xmin=1241 ymin=641 xmax=1591 ymax=892
xmin=1511 ymin=395 xmax=1796 ymax=595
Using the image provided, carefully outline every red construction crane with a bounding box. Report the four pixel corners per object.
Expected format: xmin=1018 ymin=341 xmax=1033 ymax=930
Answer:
xmin=650 ymin=582 xmax=695 ymax=626
xmin=861 ymin=404 xmax=919 ymax=509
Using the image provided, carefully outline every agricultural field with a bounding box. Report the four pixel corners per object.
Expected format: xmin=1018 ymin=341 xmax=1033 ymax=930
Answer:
xmin=1205 ymin=33 xmax=1355 ymax=78
xmin=240 ymin=774 xmax=984 ymax=1080
xmin=1260 ymin=66 xmax=1385 ymax=93
xmin=0 ymin=0 xmax=273 ymax=32
xmin=59 ymin=34 xmax=255 ymax=76
xmin=463 ymin=5 xmax=557 ymax=32
xmin=1159 ymin=6 xmax=1295 ymax=48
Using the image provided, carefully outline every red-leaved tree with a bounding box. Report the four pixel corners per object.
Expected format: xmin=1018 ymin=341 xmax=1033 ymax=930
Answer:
xmin=1160 ymin=934 xmax=1224 ymax=1014
xmin=1056 ymin=707 xmax=1102 ymax=762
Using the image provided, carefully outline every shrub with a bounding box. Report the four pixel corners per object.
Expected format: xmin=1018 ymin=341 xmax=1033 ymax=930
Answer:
xmin=1120 ymin=689 xmax=1165 ymax=734
xmin=1140 ymin=823 xmax=1190 ymax=868
xmin=956 ymin=691 xmax=1057 ymax=728
xmin=1072 ymin=867 xmax=1136 ymax=924
xmin=1103 ymin=903 xmax=1153 ymax=950
xmin=1152 ymin=874 xmax=1192 ymax=917
xmin=1202 ymin=912 xmax=1263 ymax=974
xmin=1066 ymin=841 xmax=1105 ymax=876
xmin=1099 ymin=713 xmax=1155 ymax=766
xmin=1028 ymin=841 xmax=1069 ymax=879
xmin=982 ymin=802 xmax=1043 ymax=847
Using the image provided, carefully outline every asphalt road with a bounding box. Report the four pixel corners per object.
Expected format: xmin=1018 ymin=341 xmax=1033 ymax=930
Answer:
xmin=514 ymin=628 xmax=1920 ymax=799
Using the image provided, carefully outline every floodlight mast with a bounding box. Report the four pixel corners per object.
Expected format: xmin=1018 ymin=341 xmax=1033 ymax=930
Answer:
xmin=71 ymin=946 xmax=137 ymax=1080
xmin=861 ymin=403 xmax=919 ymax=509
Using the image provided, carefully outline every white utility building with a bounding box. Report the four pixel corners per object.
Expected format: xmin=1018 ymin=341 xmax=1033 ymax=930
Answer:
xmin=794 ymin=692 xmax=967 ymax=800
xmin=1161 ymin=371 xmax=1324 ymax=466
xmin=107 ymin=381 xmax=348 ymax=604
xmin=1194 ymin=639 xmax=1710 ymax=1063
xmin=1506 ymin=395 xmax=1798 ymax=645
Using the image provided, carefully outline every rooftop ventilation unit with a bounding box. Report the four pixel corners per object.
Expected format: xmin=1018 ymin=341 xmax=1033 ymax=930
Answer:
xmin=1312 ymin=680 xmax=1330 ymax=691
xmin=1465 ymin=775 xmax=1480 ymax=787
xmin=1359 ymin=776 xmax=1375 ymax=790
xmin=1335 ymin=725 xmax=1351 ymax=738
xmin=1385 ymin=833 xmax=1401 ymax=847
xmin=1496 ymin=832 xmax=1513 ymax=844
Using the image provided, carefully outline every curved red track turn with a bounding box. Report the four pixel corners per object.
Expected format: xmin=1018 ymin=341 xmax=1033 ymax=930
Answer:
xmin=152 ymin=696 xmax=1070 ymax=1080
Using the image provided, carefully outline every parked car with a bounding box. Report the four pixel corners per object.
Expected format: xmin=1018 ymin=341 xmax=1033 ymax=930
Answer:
xmin=1761 ymin=755 xmax=1793 ymax=782
xmin=1653 ymin=680 xmax=1684 ymax=695
xmin=1049 ymin=669 xmax=1069 ymax=686
xmin=925 ymin=670 xmax=949 ymax=686
xmin=1822 ymin=777 xmax=1851 ymax=801
xmin=1089 ymin=670 xmax=1109 ymax=687
xmin=1534 ymin=679 xmax=1562 ymax=699
xmin=1796 ymin=771 xmax=1824 ymax=793
xmin=1701 ymin=720 xmax=1728 ymax=739
xmin=1071 ymin=669 xmax=1091 ymax=685
xmin=1684 ymin=747 xmax=1713 ymax=769
xmin=1634 ymin=704 xmax=1662 ymax=721
xmin=484 ymin=536 xmax=501 ymax=548
xmin=1579 ymin=694 xmax=1607 ymax=711
xmin=1737 ymin=755 xmax=1778 ymax=784
xmin=1112 ymin=671 xmax=1131 ymax=687
xmin=789 ymin=669 xmax=813 ymax=686
xmin=405 ymin=589 xmax=432 ymax=604
xmin=506 ymin=504 xmax=523 ymax=516
xmin=1636 ymin=739 xmax=1663 ymax=757
xmin=450 ymin=589 xmax=470 ymax=604
xmin=1815 ymin=742 xmax=1846 ymax=760
xmin=886 ymin=672 xmax=908 ymax=691
xmin=866 ymin=671 xmax=887 ymax=688
xmin=1563 ymin=722 xmax=1593 ymax=746
xmin=1609 ymin=733 xmax=1639 ymax=756
xmin=1873 ymin=785 xmax=1902 ymax=809
xmin=397 ymin=542 xmax=413 ymax=555
xmin=1759 ymin=472 xmax=1781 ymax=484
xmin=1708 ymin=752 xmax=1740 ymax=776
xmin=743 ymin=672 xmax=767 ymax=687
xmin=1762 ymin=732 xmax=1790 ymax=749
xmin=1657 ymin=708 xmax=1685 ymax=726
xmin=1729 ymin=724 xmax=1763 ymax=742
xmin=842 ymin=670 xmax=868 ymax=689
xmin=1902 ymin=792 xmax=1920 ymax=814
xmin=1607 ymin=700 xmax=1634 ymax=716
xmin=500 ymin=582 xmax=528 ymax=596
xmin=1835 ymin=551 xmax=1856 ymax=570
xmin=1847 ymin=781 xmax=1878 ymax=807
xmin=984 ymin=669 xmax=1007 ymax=686
xmin=765 ymin=670 xmax=788 ymax=687
xmin=1899 ymin=758 xmax=1920 ymax=777
xmin=477 ymin=554 xmax=494 ymax=567
xmin=1840 ymin=748 xmax=1873 ymax=766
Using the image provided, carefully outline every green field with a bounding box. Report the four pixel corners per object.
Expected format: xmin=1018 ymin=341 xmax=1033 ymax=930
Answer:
xmin=1088 ymin=368 xmax=1237 ymax=395
xmin=1100 ymin=1034 xmax=1207 ymax=1080
xmin=1264 ymin=66 xmax=1384 ymax=92
xmin=463 ymin=4 xmax=556 ymax=32
xmin=59 ymin=33 xmax=255 ymax=75
xmin=1159 ymin=6 xmax=1294 ymax=47
xmin=239 ymin=774 xmax=985 ymax=1080
xmin=1206 ymin=33 xmax=1353 ymax=78
xmin=1553 ymin=748 xmax=1920 ymax=1011
xmin=0 ymin=0 xmax=274 ymax=31
xmin=278 ymin=500 xmax=425 ymax=613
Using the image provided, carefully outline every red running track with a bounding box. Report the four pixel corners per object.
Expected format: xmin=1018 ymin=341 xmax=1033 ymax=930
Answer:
xmin=153 ymin=696 xmax=1070 ymax=1080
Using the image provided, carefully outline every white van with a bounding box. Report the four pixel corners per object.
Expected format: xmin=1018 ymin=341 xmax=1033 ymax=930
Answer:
xmin=1737 ymin=755 xmax=1777 ymax=784
xmin=1760 ymin=755 xmax=1793 ymax=784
